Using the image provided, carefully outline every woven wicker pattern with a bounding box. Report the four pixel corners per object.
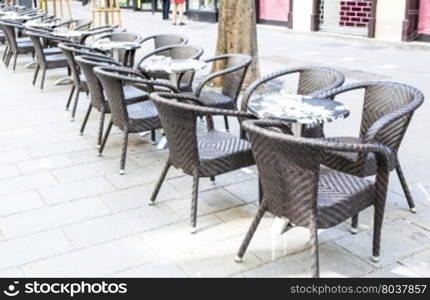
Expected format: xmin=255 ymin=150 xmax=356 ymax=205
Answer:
xmin=237 ymin=119 xmax=391 ymax=277
xmin=149 ymin=92 xmax=256 ymax=231
xmin=0 ymin=21 xmax=34 ymax=71
xmin=316 ymin=81 xmax=424 ymax=211
xmin=94 ymin=66 xmax=177 ymax=174
xmin=140 ymin=34 xmax=188 ymax=49
xmin=240 ymin=66 xmax=345 ymax=137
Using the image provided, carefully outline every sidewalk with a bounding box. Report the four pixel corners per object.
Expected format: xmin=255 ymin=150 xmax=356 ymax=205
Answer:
xmin=0 ymin=2 xmax=429 ymax=277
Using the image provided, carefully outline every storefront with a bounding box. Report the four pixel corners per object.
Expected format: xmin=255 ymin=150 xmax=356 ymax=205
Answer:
xmin=417 ymin=0 xmax=430 ymax=40
xmin=118 ymin=0 xmax=155 ymax=10
xmin=315 ymin=0 xmax=376 ymax=37
xmin=187 ymin=0 xmax=219 ymax=22
xmin=256 ymin=0 xmax=292 ymax=27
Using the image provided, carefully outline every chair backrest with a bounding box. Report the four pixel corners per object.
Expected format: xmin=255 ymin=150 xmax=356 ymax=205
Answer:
xmin=152 ymin=34 xmax=188 ymax=48
xmin=149 ymin=93 xmax=201 ymax=172
xmin=75 ymin=55 xmax=119 ymax=112
xmin=218 ymin=54 xmax=252 ymax=100
xmin=98 ymin=32 xmax=142 ymax=43
xmin=93 ymin=66 xmax=130 ymax=130
xmin=241 ymin=67 xmax=345 ymax=113
xmin=72 ymin=19 xmax=92 ymax=31
xmin=58 ymin=43 xmax=109 ymax=87
xmin=243 ymin=120 xmax=323 ymax=226
xmin=359 ymin=82 xmax=424 ymax=151
xmin=0 ymin=22 xmax=18 ymax=52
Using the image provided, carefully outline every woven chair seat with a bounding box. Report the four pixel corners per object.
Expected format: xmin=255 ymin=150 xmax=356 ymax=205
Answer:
xmin=16 ymin=41 xmax=34 ymax=53
xmin=17 ymin=37 xmax=30 ymax=43
xmin=45 ymin=54 xmax=68 ymax=68
xmin=43 ymin=47 xmax=62 ymax=56
xmin=317 ymin=167 xmax=374 ymax=228
xmin=198 ymin=91 xmax=234 ymax=110
xmin=322 ymin=137 xmax=396 ymax=177
xmin=127 ymin=100 xmax=161 ymax=133
xmin=197 ymin=130 xmax=254 ymax=176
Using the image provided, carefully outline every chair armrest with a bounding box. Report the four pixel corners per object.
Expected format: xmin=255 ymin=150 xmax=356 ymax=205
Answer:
xmin=135 ymin=45 xmax=173 ymax=68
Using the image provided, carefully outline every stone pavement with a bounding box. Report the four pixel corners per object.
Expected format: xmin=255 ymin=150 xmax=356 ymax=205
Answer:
xmin=0 ymin=2 xmax=429 ymax=277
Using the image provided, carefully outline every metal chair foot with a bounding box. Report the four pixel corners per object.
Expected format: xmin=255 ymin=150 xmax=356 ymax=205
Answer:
xmin=350 ymin=227 xmax=358 ymax=234
xmin=371 ymin=256 xmax=380 ymax=263
xmin=410 ymin=207 xmax=417 ymax=214
xmin=119 ymin=169 xmax=125 ymax=175
xmin=234 ymin=255 xmax=243 ymax=263
xmin=190 ymin=227 xmax=197 ymax=234
xmin=148 ymin=201 xmax=155 ymax=206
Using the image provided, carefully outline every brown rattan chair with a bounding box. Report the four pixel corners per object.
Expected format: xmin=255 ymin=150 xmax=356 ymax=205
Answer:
xmin=148 ymin=93 xmax=256 ymax=233
xmin=26 ymin=30 xmax=68 ymax=89
xmin=76 ymin=56 xmax=167 ymax=148
xmin=193 ymin=54 xmax=252 ymax=131
xmin=315 ymin=81 xmax=424 ymax=219
xmin=58 ymin=42 xmax=110 ymax=120
xmin=136 ymin=44 xmax=204 ymax=92
xmin=236 ymin=119 xmax=391 ymax=278
xmin=94 ymin=66 xmax=178 ymax=175
xmin=139 ymin=33 xmax=188 ymax=49
xmin=0 ymin=20 xmax=34 ymax=70
xmin=240 ymin=66 xmax=345 ymax=137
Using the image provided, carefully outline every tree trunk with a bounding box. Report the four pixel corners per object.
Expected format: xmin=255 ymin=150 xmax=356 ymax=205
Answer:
xmin=213 ymin=0 xmax=260 ymax=87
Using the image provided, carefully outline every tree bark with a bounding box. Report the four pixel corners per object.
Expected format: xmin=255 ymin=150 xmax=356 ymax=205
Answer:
xmin=213 ymin=0 xmax=260 ymax=87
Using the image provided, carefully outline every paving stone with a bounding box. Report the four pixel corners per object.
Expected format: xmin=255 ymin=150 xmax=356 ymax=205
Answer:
xmin=243 ymin=243 xmax=374 ymax=278
xmin=0 ymin=229 xmax=72 ymax=270
xmin=364 ymin=263 xmax=423 ymax=278
xmin=23 ymin=236 xmax=157 ymax=277
xmin=0 ymin=164 xmax=21 ymax=180
xmin=0 ymin=191 xmax=45 ymax=217
xmin=63 ymin=204 xmax=180 ymax=248
xmin=0 ymin=172 xmax=58 ymax=197
xmin=111 ymin=260 xmax=187 ymax=278
xmin=405 ymin=207 xmax=430 ymax=231
xmin=0 ymin=197 xmax=111 ymax=238
xmin=38 ymin=177 xmax=116 ymax=204
xmin=400 ymin=250 xmax=430 ymax=277
xmin=17 ymin=155 xmax=74 ymax=174
xmin=0 ymin=267 xmax=25 ymax=277
xmin=0 ymin=150 xmax=30 ymax=164
xmin=335 ymin=220 xmax=430 ymax=266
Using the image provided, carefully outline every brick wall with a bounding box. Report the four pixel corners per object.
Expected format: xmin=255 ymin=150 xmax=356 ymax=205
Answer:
xmin=340 ymin=0 xmax=372 ymax=28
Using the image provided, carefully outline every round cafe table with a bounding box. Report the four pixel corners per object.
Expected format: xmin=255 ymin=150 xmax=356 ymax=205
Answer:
xmin=91 ymin=40 xmax=142 ymax=67
xmin=139 ymin=57 xmax=207 ymax=90
xmin=247 ymin=93 xmax=350 ymax=137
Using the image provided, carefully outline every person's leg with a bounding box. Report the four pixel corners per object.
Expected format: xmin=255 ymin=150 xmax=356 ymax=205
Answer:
xmin=172 ymin=3 xmax=178 ymax=25
xmin=178 ymin=3 xmax=185 ymax=25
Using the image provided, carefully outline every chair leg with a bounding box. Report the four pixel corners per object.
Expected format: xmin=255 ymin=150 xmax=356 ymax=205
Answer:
xmin=372 ymin=203 xmax=385 ymax=263
xmin=97 ymin=109 xmax=106 ymax=149
xmin=70 ymin=89 xmax=80 ymax=121
xmin=98 ymin=120 xmax=113 ymax=156
xmin=119 ymin=126 xmax=129 ymax=175
xmin=351 ymin=215 xmax=359 ymax=234
xmin=5 ymin=50 xmax=12 ymax=67
xmin=79 ymin=103 xmax=92 ymax=136
xmin=40 ymin=68 xmax=46 ymax=90
xmin=395 ymin=160 xmax=416 ymax=213
xmin=149 ymin=160 xmax=171 ymax=206
xmin=32 ymin=65 xmax=40 ymax=86
xmin=190 ymin=169 xmax=200 ymax=234
xmin=65 ymin=86 xmax=75 ymax=111
xmin=258 ymin=177 xmax=263 ymax=205
xmin=210 ymin=176 xmax=215 ymax=184
xmin=12 ymin=53 xmax=17 ymax=71
xmin=151 ymin=129 xmax=156 ymax=144
xmin=309 ymin=218 xmax=320 ymax=278
xmin=206 ymin=115 xmax=214 ymax=131
xmin=235 ymin=205 xmax=266 ymax=263
xmin=224 ymin=115 xmax=230 ymax=131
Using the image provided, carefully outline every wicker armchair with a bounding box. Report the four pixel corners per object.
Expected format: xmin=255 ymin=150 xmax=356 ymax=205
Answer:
xmin=71 ymin=19 xmax=92 ymax=31
xmin=0 ymin=21 xmax=34 ymax=70
xmin=94 ymin=66 xmax=178 ymax=174
xmin=58 ymin=42 xmax=110 ymax=120
xmin=315 ymin=81 xmax=424 ymax=219
xmin=240 ymin=66 xmax=345 ymax=137
xmin=76 ymin=56 xmax=164 ymax=148
xmin=139 ymin=34 xmax=188 ymax=49
xmin=193 ymin=54 xmax=252 ymax=131
xmin=136 ymin=44 xmax=204 ymax=92
xmin=236 ymin=120 xmax=391 ymax=278
xmin=148 ymin=93 xmax=256 ymax=233
xmin=26 ymin=30 xmax=68 ymax=89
